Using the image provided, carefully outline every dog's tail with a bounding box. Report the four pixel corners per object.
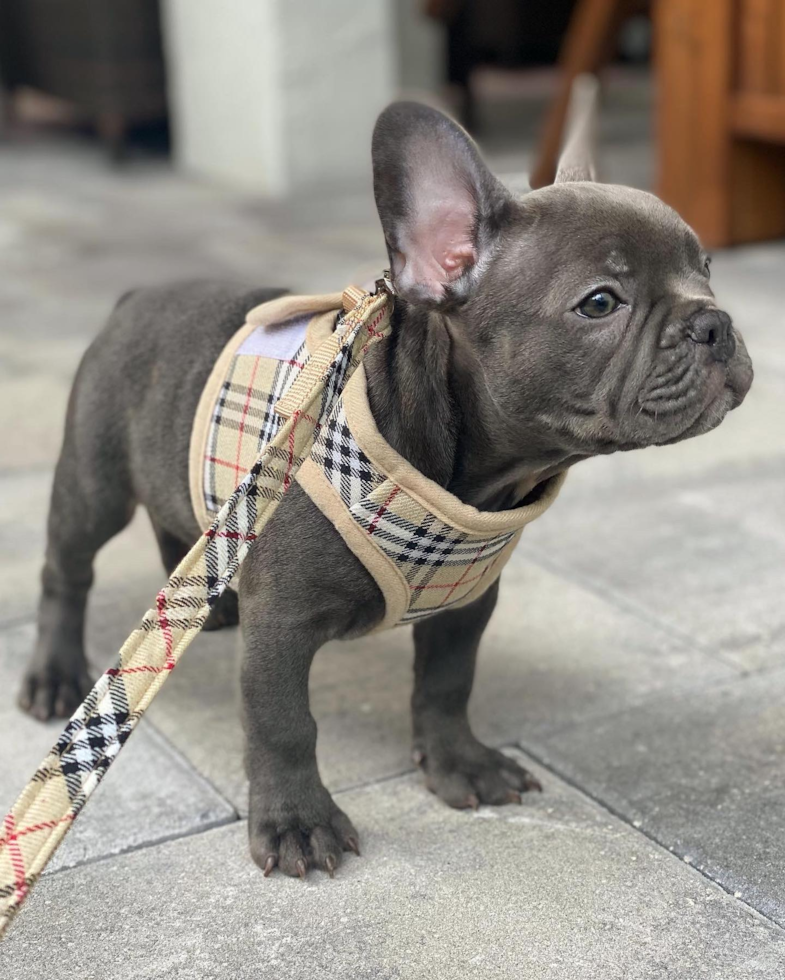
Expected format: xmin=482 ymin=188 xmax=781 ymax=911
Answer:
xmin=554 ymin=74 xmax=599 ymax=184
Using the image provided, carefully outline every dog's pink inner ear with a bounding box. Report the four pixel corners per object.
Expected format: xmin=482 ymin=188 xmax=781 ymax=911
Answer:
xmin=395 ymin=198 xmax=477 ymax=302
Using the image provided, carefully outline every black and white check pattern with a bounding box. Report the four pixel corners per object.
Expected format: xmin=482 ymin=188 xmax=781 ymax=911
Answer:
xmin=203 ymin=483 xmax=260 ymax=597
xmin=310 ymin=403 xmax=379 ymax=505
xmin=57 ymin=681 xmax=130 ymax=802
xmin=356 ymin=506 xmax=516 ymax=570
xmin=311 ymin=394 xmax=519 ymax=621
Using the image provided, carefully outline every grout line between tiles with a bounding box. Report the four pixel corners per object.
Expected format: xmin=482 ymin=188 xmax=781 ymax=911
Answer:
xmin=515 ymin=739 xmax=785 ymax=936
xmin=35 ymin=735 xmax=785 ymax=942
xmin=521 ymin=544 xmax=750 ymax=674
xmin=43 ymin=813 xmax=240 ymax=880
xmin=143 ymin=718 xmax=242 ymax=820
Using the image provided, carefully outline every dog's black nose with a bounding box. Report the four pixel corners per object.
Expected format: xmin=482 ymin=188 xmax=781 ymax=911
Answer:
xmin=687 ymin=308 xmax=736 ymax=363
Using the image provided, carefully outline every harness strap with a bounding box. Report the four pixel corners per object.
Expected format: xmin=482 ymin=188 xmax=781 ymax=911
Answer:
xmin=0 ymin=284 xmax=393 ymax=939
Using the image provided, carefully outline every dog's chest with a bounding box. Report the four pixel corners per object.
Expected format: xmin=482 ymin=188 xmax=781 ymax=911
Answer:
xmin=189 ymin=293 xmax=563 ymax=630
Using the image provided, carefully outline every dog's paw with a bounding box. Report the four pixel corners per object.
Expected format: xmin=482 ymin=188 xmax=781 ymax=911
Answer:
xmin=414 ymin=740 xmax=542 ymax=810
xmin=18 ymin=663 xmax=93 ymax=722
xmin=250 ymin=801 xmax=360 ymax=879
xmin=202 ymin=589 xmax=240 ymax=631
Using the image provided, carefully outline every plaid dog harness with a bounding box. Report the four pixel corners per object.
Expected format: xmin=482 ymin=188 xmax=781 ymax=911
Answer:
xmin=189 ymin=292 xmax=565 ymax=629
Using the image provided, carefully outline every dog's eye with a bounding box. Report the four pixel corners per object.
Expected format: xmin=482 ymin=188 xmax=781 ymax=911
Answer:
xmin=704 ymin=256 xmax=712 ymax=279
xmin=575 ymin=290 xmax=620 ymax=319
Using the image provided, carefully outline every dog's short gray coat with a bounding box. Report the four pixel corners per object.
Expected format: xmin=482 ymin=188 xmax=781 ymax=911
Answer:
xmin=19 ymin=98 xmax=753 ymax=879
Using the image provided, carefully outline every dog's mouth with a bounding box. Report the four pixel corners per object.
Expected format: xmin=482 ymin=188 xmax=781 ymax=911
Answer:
xmin=627 ymin=337 xmax=753 ymax=449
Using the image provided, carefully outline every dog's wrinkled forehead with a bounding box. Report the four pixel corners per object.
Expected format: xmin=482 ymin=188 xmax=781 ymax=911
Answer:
xmin=499 ymin=182 xmax=708 ymax=304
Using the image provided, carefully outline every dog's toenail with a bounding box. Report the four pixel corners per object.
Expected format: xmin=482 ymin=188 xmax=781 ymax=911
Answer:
xmin=263 ymin=855 xmax=276 ymax=877
xmin=295 ymin=858 xmax=307 ymax=879
xmin=325 ymin=855 xmax=336 ymax=877
xmin=346 ymin=837 xmax=361 ymax=857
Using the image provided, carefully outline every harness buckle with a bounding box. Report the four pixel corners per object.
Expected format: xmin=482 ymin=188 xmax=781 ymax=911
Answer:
xmin=374 ymin=270 xmax=395 ymax=297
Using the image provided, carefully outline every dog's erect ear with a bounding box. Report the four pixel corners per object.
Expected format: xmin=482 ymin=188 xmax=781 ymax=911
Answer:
xmin=372 ymin=102 xmax=511 ymax=307
xmin=555 ymin=74 xmax=599 ymax=184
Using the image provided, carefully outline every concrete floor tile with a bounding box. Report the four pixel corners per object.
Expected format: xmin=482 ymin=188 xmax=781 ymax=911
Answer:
xmin=524 ymin=461 xmax=785 ymax=671
xmin=0 ymin=355 xmax=79 ymax=473
xmin=0 ymin=623 xmax=236 ymax=875
xmin=529 ymin=671 xmax=785 ymax=927
xmin=0 ymin=476 xmax=164 ymax=633
xmin=147 ymin=556 xmax=734 ymax=813
xmin=2 ymin=753 xmax=783 ymax=979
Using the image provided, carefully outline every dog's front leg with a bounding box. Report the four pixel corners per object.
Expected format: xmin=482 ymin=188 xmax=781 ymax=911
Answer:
xmin=240 ymin=621 xmax=359 ymax=879
xmin=411 ymin=579 xmax=542 ymax=809
xmin=238 ymin=487 xmax=381 ymax=878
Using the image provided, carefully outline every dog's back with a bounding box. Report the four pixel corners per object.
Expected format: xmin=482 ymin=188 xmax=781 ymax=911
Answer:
xmin=84 ymin=280 xmax=285 ymax=542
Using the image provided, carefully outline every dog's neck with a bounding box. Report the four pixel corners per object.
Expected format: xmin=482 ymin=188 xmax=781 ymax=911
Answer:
xmin=363 ymin=299 xmax=573 ymax=511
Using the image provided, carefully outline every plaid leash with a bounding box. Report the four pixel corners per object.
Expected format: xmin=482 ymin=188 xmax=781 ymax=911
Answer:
xmin=0 ymin=282 xmax=393 ymax=939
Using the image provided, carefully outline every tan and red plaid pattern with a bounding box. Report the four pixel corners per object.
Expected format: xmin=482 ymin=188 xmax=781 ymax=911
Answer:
xmin=0 ymin=286 xmax=393 ymax=939
xmin=309 ymin=403 xmax=526 ymax=622
xmin=203 ymin=334 xmax=310 ymax=513
xmin=200 ymin=306 xmax=564 ymax=627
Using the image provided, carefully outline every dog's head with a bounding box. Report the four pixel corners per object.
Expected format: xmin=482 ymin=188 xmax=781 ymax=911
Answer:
xmin=371 ymin=93 xmax=753 ymax=475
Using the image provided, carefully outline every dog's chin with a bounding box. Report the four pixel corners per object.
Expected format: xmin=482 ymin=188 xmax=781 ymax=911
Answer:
xmin=654 ymin=387 xmax=736 ymax=446
xmin=554 ymin=356 xmax=752 ymax=457
xmin=594 ymin=384 xmax=737 ymax=454
xmin=622 ymin=378 xmax=743 ymax=450
xmin=651 ymin=354 xmax=753 ymax=447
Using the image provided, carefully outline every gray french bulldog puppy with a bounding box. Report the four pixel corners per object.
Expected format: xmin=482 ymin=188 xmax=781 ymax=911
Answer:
xmin=19 ymin=95 xmax=753 ymax=879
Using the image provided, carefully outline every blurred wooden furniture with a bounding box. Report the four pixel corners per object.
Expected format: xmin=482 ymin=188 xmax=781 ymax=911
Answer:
xmin=0 ymin=0 xmax=167 ymax=160
xmin=657 ymin=0 xmax=785 ymax=246
xmin=530 ymin=0 xmax=640 ymax=188
xmin=426 ymin=0 xmax=579 ymax=131
xmin=534 ymin=0 xmax=785 ymax=246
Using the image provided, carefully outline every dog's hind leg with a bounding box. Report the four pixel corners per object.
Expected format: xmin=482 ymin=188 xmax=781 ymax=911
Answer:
xmin=19 ymin=410 xmax=136 ymax=721
xmin=150 ymin=520 xmax=239 ymax=631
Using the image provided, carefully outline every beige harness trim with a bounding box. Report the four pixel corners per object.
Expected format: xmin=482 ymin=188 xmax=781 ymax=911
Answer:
xmin=296 ymin=456 xmax=411 ymax=630
xmin=341 ymin=366 xmax=566 ymax=535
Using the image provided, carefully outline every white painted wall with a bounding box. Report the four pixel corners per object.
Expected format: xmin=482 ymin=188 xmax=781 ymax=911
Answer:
xmin=162 ymin=0 xmax=399 ymax=195
xmin=394 ymin=0 xmax=446 ymax=97
xmin=163 ymin=0 xmax=283 ymax=193
xmin=276 ymin=0 xmax=395 ymax=189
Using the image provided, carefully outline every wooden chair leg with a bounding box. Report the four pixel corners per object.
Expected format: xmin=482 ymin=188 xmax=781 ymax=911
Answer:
xmin=530 ymin=0 xmax=630 ymax=188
